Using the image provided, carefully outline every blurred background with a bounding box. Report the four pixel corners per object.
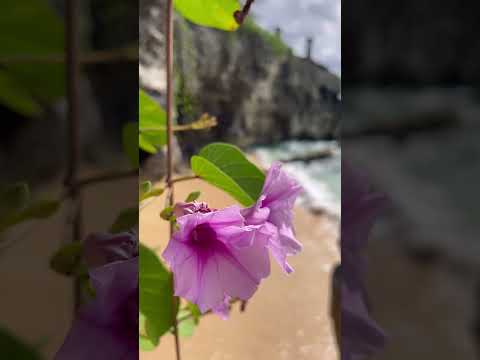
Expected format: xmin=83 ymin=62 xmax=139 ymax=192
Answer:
xmin=343 ymin=1 xmax=480 ymax=359
xmin=140 ymin=0 xmax=341 ymax=359
xmin=0 ymin=0 xmax=137 ymax=358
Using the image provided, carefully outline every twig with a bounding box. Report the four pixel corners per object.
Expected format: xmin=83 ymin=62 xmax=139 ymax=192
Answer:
xmin=171 ymin=175 xmax=199 ymax=185
xmin=74 ymin=169 xmax=137 ymax=189
xmin=65 ymin=0 xmax=82 ymax=313
xmin=166 ymin=0 xmax=181 ymax=359
xmin=240 ymin=300 xmax=248 ymax=312
xmin=234 ymin=0 xmax=256 ymax=25
xmin=0 ymin=49 xmax=138 ymax=65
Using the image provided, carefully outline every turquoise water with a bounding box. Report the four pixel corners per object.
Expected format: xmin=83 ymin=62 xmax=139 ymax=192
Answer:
xmin=252 ymin=140 xmax=341 ymax=216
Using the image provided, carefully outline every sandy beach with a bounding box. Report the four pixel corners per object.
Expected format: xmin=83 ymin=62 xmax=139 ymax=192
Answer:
xmin=140 ymin=177 xmax=340 ymax=360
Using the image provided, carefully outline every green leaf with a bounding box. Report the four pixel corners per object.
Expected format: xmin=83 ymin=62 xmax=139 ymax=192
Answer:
xmin=110 ymin=207 xmax=138 ymax=233
xmin=20 ymin=200 xmax=59 ymax=219
xmin=0 ymin=183 xmax=30 ymax=219
xmin=122 ymin=122 xmax=139 ymax=168
xmin=49 ymin=242 xmax=84 ymax=276
xmin=177 ymin=310 xmax=195 ymax=338
xmin=0 ymin=0 xmax=65 ymax=116
xmin=139 ymin=90 xmax=166 ymax=153
xmin=188 ymin=302 xmax=201 ymax=324
xmin=191 ymin=143 xmax=265 ymax=206
xmin=139 ymin=182 xmax=164 ymax=202
xmin=0 ymin=70 xmax=43 ymax=117
xmin=0 ymin=327 xmax=42 ymax=360
xmin=139 ymin=244 xmax=176 ymax=349
xmin=139 ymin=313 xmax=157 ymax=351
xmin=139 ymin=133 xmax=158 ymax=154
xmin=139 ymin=334 xmax=157 ymax=351
xmin=185 ymin=191 xmax=201 ymax=203
xmin=159 ymin=207 xmax=174 ymax=221
xmin=174 ymin=0 xmax=241 ymax=31
xmin=140 ymin=181 xmax=152 ymax=196
xmin=0 ymin=198 xmax=60 ymax=233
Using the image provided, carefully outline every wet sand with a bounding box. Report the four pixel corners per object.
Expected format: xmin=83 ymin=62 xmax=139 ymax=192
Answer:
xmin=140 ymin=178 xmax=340 ymax=360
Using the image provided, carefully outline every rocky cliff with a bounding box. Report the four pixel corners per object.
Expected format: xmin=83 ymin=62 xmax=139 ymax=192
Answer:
xmin=139 ymin=0 xmax=340 ymax=154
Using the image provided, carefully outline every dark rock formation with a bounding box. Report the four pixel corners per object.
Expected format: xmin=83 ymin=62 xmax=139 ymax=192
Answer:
xmin=139 ymin=0 xmax=340 ymax=155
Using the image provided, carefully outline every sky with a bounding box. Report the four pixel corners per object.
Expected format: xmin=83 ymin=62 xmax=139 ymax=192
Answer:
xmin=250 ymin=0 xmax=341 ymax=76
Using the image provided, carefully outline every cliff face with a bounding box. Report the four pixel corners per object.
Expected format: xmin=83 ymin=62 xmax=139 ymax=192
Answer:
xmin=139 ymin=1 xmax=340 ymax=154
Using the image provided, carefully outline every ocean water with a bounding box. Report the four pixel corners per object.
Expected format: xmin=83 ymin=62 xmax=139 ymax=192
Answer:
xmin=252 ymin=140 xmax=341 ymax=216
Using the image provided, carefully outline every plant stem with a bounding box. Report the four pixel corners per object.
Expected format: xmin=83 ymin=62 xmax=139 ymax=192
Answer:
xmin=65 ymin=0 xmax=82 ymax=313
xmin=75 ymin=169 xmax=137 ymax=189
xmin=166 ymin=0 xmax=182 ymax=359
xmin=234 ymin=0 xmax=257 ymax=25
xmin=171 ymin=175 xmax=199 ymax=184
xmin=0 ymin=48 xmax=138 ymax=65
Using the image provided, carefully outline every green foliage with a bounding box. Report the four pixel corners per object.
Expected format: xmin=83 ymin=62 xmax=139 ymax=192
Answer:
xmin=243 ymin=19 xmax=291 ymax=56
xmin=139 ymin=181 xmax=164 ymax=202
xmin=177 ymin=302 xmax=201 ymax=337
xmin=177 ymin=310 xmax=195 ymax=338
xmin=139 ymin=89 xmax=167 ymax=154
xmin=0 ymin=71 xmax=43 ymax=117
xmin=139 ymin=244 xmax=176 ymax=350
xmin=49 ymin=242 xmax=84 ymax=276
xmin=191 ymin=143 xmax=265 ymax=206
xmin=174 ymin=0 xmax=241 ymax=31
xmin=160 ymin=207 xmax=174 ymax=221
xmin=139 ymin=313 xmax=157 ymax=351
xmin=0 ymin=0 xmax=65 ymax=116
xmin=122 ymin=122 xmax=139 ymax=168
xmin=0 ymin=183 xmax=60 ymax=233
xmin=185 ymin=191 xmax=201 ymax=202
xmin=0 ymin=183 xmax=29 ymax=218
xmin=110 ymin=207 xmax=138 ymax=233
xmin=0 ymin=327 xmax=42 ymax=360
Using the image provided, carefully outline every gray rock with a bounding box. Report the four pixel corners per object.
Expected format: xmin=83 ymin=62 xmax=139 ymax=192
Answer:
xmin=139 ymin=1 xmax=340 ymax=154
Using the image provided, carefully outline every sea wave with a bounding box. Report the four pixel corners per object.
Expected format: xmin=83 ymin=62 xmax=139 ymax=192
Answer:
xmin=252 ymin=140 xmax=341 ymax=216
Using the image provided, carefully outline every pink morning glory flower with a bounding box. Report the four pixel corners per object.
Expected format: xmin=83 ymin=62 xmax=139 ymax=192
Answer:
xmin=340 ymin=160 xmax=388 ymax=359
xmin=55 ymin=232 xmax=138 ymax=360
xmin=162 ymin=205 xmax=272 ymax=315
xmin=242 ymin=162 xmax=304 ymax=273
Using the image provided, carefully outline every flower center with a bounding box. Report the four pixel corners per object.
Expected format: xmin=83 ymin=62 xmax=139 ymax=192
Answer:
xmin=190 ymin=223 xmax=218 ymax=249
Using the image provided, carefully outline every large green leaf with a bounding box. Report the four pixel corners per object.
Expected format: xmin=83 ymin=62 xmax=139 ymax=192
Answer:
xmin=174 ymin=0 xmax=241 ymax=31
xmin=191 ymin=143 xmax=265 ymax=206
xmin=0 ymin=327 xmax=42 ymax=360
xmin=0 ymin=0 xmax=65 ymax=116
xmin=0 ymin=70 xmax=43 ymax=117
xmin=139 ymin=244 xmax=176 ymax=350
xmin=139 ymin=90 xmax=166 ymax=153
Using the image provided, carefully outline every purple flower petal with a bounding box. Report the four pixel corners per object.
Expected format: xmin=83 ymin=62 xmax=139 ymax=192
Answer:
xmin=55 ymin=257 xmax=138 ymax=360
xmin=242 ymin=162 xmax=303 ymax=273
xmin=340 ymin=160 xmax=388 ymax=359
xmin=163 ymin=206 xmax=271 ymax=315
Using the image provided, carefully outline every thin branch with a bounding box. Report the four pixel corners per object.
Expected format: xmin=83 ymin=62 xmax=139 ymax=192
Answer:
xmin=74 ymin=169 xmax=137 ymax=189
xmin=0 ymin=49 xmax=138 ymax=65
xmin=166 ymin=0 xmax=181 ymax=359
xmin=65 ymin=0 xmax=82 ymax=313
xmin=234 ymin=0 xmax=257 ymax=25
xmin=171 ymin=175 xmax=199 ymax=185
xmin=141 ymin=113 xmax=217 ymax=132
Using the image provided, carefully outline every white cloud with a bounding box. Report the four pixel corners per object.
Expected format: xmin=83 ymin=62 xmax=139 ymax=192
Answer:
xmin=250 ymin=0 xmax=341 ymax=76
